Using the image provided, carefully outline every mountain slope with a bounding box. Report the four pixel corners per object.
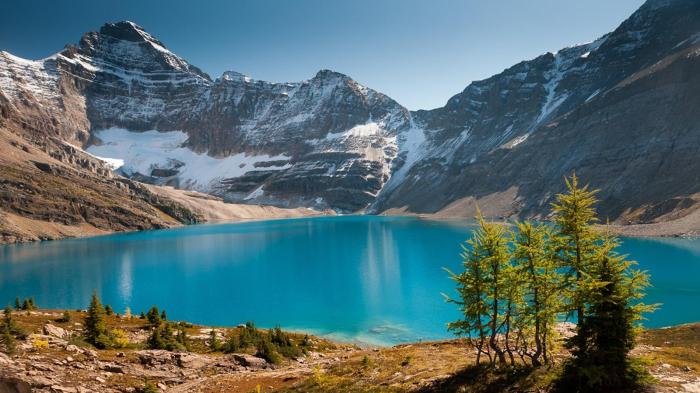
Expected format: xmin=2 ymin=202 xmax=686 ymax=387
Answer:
xmin=3 ymin=0 xmax=700 ymax=234
xmin=1 ymin=21 xmax=411 ymax=212
xmin=373 ymin=0 xmax=700 ymax=225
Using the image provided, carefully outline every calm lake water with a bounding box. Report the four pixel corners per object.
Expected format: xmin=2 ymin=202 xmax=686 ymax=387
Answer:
xmin=1 ymin=216 xmax=698 ymax=345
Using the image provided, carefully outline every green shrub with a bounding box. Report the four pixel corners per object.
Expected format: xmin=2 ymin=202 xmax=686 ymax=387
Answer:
xmin=147 ymin=322 xmax=187 ymax=351
xmin=140 ymin=380 xmax=158 ymax=393
xmin=256 ymin=336 xmax=281 ymax=364
xmin=57 ymin=311 xmax=71 ymax=323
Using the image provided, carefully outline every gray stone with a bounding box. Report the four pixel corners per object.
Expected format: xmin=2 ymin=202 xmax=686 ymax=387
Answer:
xmin=231 ymin=353 xmax=267 ymax=369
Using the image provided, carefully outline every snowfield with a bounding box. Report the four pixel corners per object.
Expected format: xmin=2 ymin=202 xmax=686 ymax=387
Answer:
xmin=87 ymin=128 xmax=291 ymax=191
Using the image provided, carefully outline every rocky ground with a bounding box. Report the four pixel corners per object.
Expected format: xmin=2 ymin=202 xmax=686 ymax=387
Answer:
xmin=0 ymin=310 xmax=698 ymax=393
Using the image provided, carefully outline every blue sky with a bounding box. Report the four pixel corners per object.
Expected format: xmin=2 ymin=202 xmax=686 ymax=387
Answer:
xmin=1 ymin=0 xmax=644 ymax=110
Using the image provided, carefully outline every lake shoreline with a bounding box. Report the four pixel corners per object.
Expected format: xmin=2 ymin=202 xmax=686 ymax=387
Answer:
xmin=4 ymin=206 xmax=698 ymax=246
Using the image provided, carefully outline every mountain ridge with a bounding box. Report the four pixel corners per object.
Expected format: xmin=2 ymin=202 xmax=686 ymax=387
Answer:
xmin=3 ymin=0 xmax=700 ymax=240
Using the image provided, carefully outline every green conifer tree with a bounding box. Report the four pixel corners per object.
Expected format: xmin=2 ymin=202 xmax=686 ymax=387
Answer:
xmin=512 ymin=222 xmax=562 ymax=366
xmin=146 ymin=306 xmax=161 ymax=326
xmin=564 ymin=233 xmax=656 ymax=390
xmin=446 ymin=212 xmax=510 ymax=365
xmin=1 ymin=306 xmax=16 ymax=354
xmin=551 ymin=174 xmax=601 ymax=357
xmin=84 ymin=291 xmax=111 ymax=348
xmin=209 ymin=329 xmax=220 ymax=351
xmin=147 ymin=325 xmax=164 ymax=349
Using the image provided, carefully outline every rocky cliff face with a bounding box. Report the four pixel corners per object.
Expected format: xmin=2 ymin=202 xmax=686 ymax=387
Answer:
xmin=3 ymin=0 xmax=700 ymax=223
xmin=373 ymin=0 xmax=700 ymax=224
xmin=1 ymin=21 xmax=410 ymax=212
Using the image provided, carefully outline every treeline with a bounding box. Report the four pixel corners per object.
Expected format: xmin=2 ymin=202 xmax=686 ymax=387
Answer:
xmin=446 ymin=175 xmax=656 ymax=391
xmin=80 ymin=293 xmax=307 ymax=364
xmin=1 ymin=291 xmax=308 ymax=365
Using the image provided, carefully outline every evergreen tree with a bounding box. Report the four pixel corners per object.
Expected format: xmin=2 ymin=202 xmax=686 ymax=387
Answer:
xmin=1 ymin=328 xmax=14 ymax=355
xmin=1 ymin=306 xmax=16 ymax=354
xmin=84 ymin=291 xmax=111 ymax=348
xmin=563 ymin=233 xmax=656 ymax=390
xmin=105 ymin=305 xmax=114 ymax=316
xmin=14 ymin=298 xmax=20 ymax=311
xmin=446 ymin=212 xmax=510 ymax=365
xmin=161 ymin=309 xmax=167 ymax=321
xmin=209 ymin=329 xmax=220 ymax=351
xmin=176 ymin=328 xmax=190 ymax=351
xmin=223 ymin=333 xmax=240 ymax=353
xmin=446 ymin=224 xmax=490 ymax=363
xmin=511 ymin=222 xmax=562 ymax=366
xmin=147 ymin=325 xmax=164 ymax=349
xmin=146 ymin=306 xmax=161 ymax=327
xmin=551 ymin=174 xmax=601 ymax=357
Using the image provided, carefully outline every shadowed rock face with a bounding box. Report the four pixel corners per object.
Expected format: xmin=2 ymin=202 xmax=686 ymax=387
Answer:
xmin=373 ymin=0 xmax=700 ymax=223
xmin=3 ymin=0 xmax=700 ymax=221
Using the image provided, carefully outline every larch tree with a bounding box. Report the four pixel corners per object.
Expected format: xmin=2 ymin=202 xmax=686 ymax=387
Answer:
xmin=445 ymin=229 xmax=491 ymax=364
xmin=446 ymin=212 xmax=511 ymax=365
xmin=551 ymin=174 xmax=601 ymax=357
xmin=511 ymin=221 xmax=562 ymax=366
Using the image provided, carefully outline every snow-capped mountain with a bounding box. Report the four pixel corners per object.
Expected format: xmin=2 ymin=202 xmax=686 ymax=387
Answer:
xmin=3 ymin=0 xmax=700 ymax=224
xmin=0 ymin=21 xmax=409 ymax=212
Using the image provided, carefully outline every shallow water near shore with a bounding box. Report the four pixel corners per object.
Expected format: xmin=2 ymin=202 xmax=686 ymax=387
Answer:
xmin=1 ymin=216 xmax=698 ymax=345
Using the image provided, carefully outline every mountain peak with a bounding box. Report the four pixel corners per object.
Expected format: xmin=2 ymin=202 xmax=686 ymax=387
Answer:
xmin=220 ymin=70 xmax=253 ymax=83
xmin=313 ymin=69 xmax=350 ymax=81
xmin=98 ymin=21 xmax=161 ymax=44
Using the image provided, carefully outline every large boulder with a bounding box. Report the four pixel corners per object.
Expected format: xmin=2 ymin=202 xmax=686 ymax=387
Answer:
xmin=231 ymin=353 xmax=267 ymax=369
xmin=43 ymin=324 xmax=69 ymax=339
xmin=136 ymin=350 xmax=174 ymax=366
xmin=174 ymin=353 xmax=217 ymax=369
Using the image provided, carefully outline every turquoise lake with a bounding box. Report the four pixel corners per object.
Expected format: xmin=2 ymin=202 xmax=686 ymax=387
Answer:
xmin=0 ymin=216 xmax=698 ymax=345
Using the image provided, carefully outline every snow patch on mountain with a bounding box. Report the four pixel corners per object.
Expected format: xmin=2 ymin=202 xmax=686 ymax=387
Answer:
xmin=0 ymin=51 xmax=60 ymax=104
xmin=87 ymin=128 xmax=291 ymax=191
